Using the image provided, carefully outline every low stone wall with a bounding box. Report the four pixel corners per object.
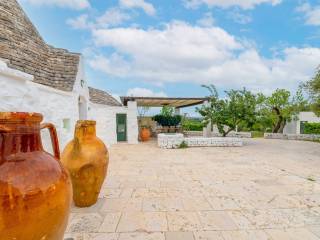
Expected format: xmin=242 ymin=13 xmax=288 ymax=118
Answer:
xmin=158 ymin=133 xmax=243 ymax=149
xmin=211 ymin=132 xmax=252 ymax=138
xmin=264 ymin=133 xmax=320 ymax=141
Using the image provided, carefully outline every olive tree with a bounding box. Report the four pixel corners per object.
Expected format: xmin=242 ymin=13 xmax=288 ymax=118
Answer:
xmin=197 ymin=85 xmax=258 ymax=137
xmin=305 ymin=67 xmax=320 ymax=116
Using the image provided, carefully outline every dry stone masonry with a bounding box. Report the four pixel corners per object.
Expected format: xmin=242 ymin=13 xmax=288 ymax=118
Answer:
xmin=0 ymin=0 xmax=80 ymax=92
xmin=264 ymin=133 xmax=320 ymax=141
xmin=158 ymin=133 xmax=243 ymax=149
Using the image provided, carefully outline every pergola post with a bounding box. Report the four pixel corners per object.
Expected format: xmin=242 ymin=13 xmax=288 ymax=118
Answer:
xmin=202 ymin=100 xmax=211 ymax=137
xmin=175 ymin=108 xmax=180 ymax=115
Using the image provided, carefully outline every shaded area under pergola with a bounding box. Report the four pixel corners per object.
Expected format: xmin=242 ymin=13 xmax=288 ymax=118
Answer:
xmin=120 ymin=96 xmax=209 ymax=108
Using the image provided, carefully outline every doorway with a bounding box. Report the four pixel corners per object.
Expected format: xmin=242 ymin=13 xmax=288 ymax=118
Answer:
xmin=116 ymin=114 xmax=127 ymax=142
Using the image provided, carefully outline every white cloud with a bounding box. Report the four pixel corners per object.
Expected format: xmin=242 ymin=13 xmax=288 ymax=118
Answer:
xmin=183 ymin=0 xmax=281 ymax=10
xmin=296 ymin=3 xmax=320 ymax=26
xmin=67 ymin=8 xmax=131 ymax=30
xmin=19 ymin=0 xmax=90 ymax=10
xmin=97 ymin=8 xmax=131 ymax=27
xmin=89 ymin=21 xmax=320 ymax=93
xmin=119 ymin=0 xmax=156 ymax=16
xmin=228 ymin=11 xmax=252 ymax=24
xmin=127 ymin=87 xmax=167 ymax=97
xmin=197 ymin=12 xmax=215 ymax=27
xmin=67 ymin=14 xmax=92 ymax=29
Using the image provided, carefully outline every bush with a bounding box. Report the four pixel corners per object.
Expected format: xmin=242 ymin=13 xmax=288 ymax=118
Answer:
xmin=178 ymin=141 xmax=188 ymax=149
xmin=304 ymin=123 xmax=320 ymax=134
xmin=152 ymin=114 xmax=182 ymax=127
xmin=182 ymin=120 xmax=204 ymax=131
xmin=251 ymin=131 xmax=264 ymax=138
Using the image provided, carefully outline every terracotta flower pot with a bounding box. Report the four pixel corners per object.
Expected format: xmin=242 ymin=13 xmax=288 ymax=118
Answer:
xmin=140 ymin=127 xmax=151 ymax=141
xmin=0 ymin=112 xmax=72 ymax=240
xmin=62 ymin=120 xmax=108 ymax=207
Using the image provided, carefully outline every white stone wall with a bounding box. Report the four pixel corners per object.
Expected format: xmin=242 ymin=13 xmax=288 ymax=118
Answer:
xmin=158 ymin=133 xmax=243 ymax=149
xmin=0 ymin=59 xmax=89 ymax=152
xmin=89 ymin=101 xmax=138 ymax=146
xmin=264 ymin=133 xmax=320 ymax=141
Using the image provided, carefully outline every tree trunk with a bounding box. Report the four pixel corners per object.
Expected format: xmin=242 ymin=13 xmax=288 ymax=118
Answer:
xmin=223 ymin=128 xmax=234 ymax=137
xmin=272 ymin=107 xmax=283 ymax=133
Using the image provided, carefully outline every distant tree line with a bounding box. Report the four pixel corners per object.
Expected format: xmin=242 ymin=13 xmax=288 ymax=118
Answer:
xmin=196 ymin=66 xmax=320 ymax=135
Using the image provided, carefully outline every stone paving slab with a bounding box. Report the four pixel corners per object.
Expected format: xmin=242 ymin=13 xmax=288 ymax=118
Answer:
xmin=65 ymin=139 xmax=320 ymax=240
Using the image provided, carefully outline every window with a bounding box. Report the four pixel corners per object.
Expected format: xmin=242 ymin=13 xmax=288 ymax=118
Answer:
xmin=63 ymin=118 xmax=71 ymax=132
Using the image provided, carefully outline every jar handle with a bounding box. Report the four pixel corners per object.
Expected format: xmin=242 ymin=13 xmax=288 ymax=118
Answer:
xmin=41 ymin=123 xmax=60 ymax=160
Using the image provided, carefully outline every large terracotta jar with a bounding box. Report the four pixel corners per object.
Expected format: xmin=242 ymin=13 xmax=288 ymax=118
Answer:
xmin=140 ymin=127 xmax=151 ymax=141
xmin=0 ymin=112 xmax=72 ymax=240
xmin=62 ymin=120 xmax=108 ymax=207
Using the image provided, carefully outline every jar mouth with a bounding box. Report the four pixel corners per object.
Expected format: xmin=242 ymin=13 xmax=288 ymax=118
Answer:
xmin=76 ymin=120 xmax=96 ymax=126
xmin=0 ymin=112 xmax=43 ymax=123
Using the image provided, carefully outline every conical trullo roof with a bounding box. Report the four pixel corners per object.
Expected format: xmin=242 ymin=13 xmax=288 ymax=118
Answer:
xmin=0 ymin=0 xmax=80 ymax=91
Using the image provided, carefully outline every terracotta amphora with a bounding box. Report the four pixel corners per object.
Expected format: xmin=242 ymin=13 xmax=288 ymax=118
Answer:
xmin=0 ymin=112 xmax=72 ymax=240
xmin=140 ymin=127 xmax=151 ymax=141
xmin=62 ymin=120 xmax=108 ymax=207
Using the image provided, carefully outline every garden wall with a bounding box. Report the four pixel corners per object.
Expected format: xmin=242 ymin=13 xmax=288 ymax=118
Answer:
xmin=264 ymin=133 xmax=320 ymax=141
xmin=158 ymin=133 xmax=243 ymax=149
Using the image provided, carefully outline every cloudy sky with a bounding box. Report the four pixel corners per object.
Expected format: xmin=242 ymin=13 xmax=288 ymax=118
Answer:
xmin=18 ymin=0 xmax=320 ymax=99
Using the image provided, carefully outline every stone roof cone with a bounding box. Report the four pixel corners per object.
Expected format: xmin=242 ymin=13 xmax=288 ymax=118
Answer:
xmin=0 ymin=0 xmax=80 ymax=91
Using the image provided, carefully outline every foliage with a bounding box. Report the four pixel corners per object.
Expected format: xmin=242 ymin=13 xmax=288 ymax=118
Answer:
xmin=251 ymin=131 xmax=264 ymax=138
xmin=305 ymin=67 xmax=320 ymax=116
xmin=257 ymin=88 xmax=309 ymax=133
xmin=178 ymin=141 xmax=188 ymax=149
xmin=196 ymin=85 xmax=258 ymax=137
xmin=152 ymin=106 xmax=182 ymax=127
xmin=303 ymin=123 xmax=320 ymax=134
xmin=160 ymin=106 xmax=175 ymax=117
xmin=182 ymin=119 xmax=204 ymax=131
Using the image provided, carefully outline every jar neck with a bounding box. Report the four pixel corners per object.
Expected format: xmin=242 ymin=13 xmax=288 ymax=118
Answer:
xmin=0 ymin=123 xmax=43 ymax=162
xmin=74 ymin=123 xmax=96 ymax=141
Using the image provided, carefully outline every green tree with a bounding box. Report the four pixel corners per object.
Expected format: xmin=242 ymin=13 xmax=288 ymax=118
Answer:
xmin=197 ymin=85 xmax=258 ymax=137
xmin=305 ymin=67 xmax=320 ymax=116
xmin=258 ymin=88 xmax=309 ymax=133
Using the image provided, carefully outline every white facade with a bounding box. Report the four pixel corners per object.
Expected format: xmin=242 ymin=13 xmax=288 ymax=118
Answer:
xmin=89 ymin=101 xmax=139 ymax=146
xmin=283 ymin=112 xmax=320 ymax=134
xmin=0 ymin=59 xmax=138 ymax=151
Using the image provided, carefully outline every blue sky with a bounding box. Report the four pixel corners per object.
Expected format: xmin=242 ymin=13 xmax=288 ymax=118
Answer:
xmin=18 ymin=0 xmax=320 ymax=102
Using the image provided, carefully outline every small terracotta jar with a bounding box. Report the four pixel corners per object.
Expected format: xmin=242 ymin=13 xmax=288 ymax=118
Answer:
xmin=0 ymin=112 xmax=72 ymax=240
xmin=140 ymin=127 xmax=151 ymax=141
xmin=62 ymin=120 xmax=108 ymax=207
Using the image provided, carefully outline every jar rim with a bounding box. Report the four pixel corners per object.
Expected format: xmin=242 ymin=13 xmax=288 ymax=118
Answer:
xmin=76 ymin=120 xmax=96 ymax=126
xmin=0 ymin=112 xmax=43 ymax=123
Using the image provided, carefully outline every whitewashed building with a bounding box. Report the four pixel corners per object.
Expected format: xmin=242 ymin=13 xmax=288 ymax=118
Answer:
xmin=0 ymin=0 xmax=138 ymax=149
xmin=283 ymin=112 xmax=320 ymax=134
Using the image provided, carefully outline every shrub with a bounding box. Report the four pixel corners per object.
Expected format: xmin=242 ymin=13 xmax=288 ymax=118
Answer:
xmin=303 ymin=122 xmax=320 ymax=134
xmin=178 ymin=141 xmax=188 ymax=149
xmin=182 ymin=120 xmax=204 ymax=131
xmin=152 ymin=115 xmax=182 ymax=127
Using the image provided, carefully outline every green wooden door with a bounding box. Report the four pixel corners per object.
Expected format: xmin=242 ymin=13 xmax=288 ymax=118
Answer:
xmin=116 ymin=114 xmax=127 ymax=142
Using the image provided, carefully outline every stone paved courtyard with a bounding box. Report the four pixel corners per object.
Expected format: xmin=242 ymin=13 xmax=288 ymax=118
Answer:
xmin=64 ymin=139 xmax=320 ymax=240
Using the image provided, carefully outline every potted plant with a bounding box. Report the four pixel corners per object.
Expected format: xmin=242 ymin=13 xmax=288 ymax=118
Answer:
xmin=140 ymin=125 xmax=151 ymax=141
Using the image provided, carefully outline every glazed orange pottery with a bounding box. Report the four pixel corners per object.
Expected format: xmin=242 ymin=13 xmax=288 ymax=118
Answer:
xmin=62 ymin=120 xmax=108 ymax=207
xmin=140 ymin=127 xmax=151 ymax=141
xmin=0 ymin=112 xmax=72 ymax=240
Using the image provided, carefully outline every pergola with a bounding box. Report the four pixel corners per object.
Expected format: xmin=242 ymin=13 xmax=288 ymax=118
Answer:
xmin=120 ymin=96 xmax=209 ymax=108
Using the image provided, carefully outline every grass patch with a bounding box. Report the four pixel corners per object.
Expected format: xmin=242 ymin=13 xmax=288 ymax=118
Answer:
xmin=178 ymin=141 xmax=188 ymax=149
xmin=251 ymin=131 xmax=264 ymax=138
xmin=307 ymin=177 xmax=316 ymax=182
